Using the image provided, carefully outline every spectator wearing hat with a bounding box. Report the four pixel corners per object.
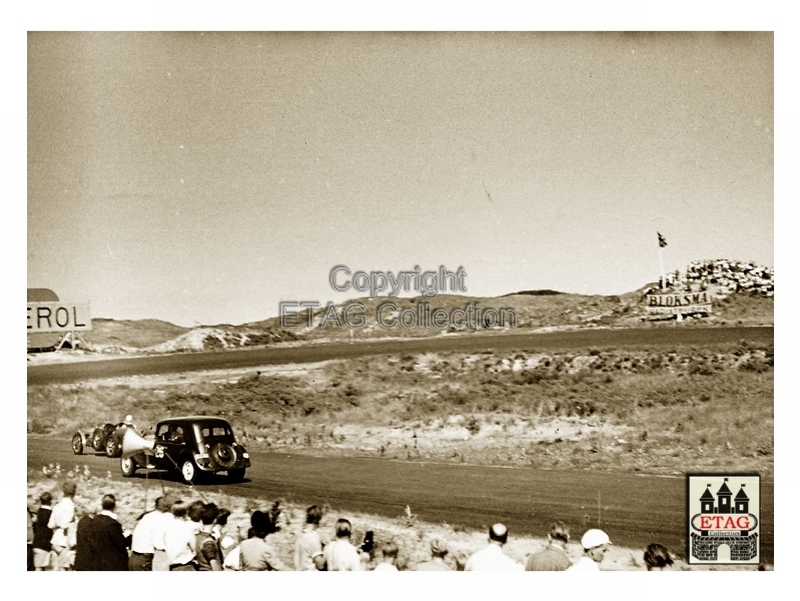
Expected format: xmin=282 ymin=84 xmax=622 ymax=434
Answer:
xmin=414 ymin=538 xmax=452 ymax=571
xmin=567 ymin=529 xmax=611 ymax=571
xmin=464 ymin=524 xmax=523 ymax=571
xmin=48 ymin=480 xmax=77 ymax=570
xmin=373 ymin=540 xmax=400 ymax=571
xmin=294 ymin=505 xmax=325 ymax=570
xmin=238 ymin=510 xmax=290 ymax=570
xmin=644 ymin=543 xmax=673 ymax=571
xmin=525 ymin=521 xmax=572 ymax=571
xmin=323 ymin=519 xmax=363 ymax=571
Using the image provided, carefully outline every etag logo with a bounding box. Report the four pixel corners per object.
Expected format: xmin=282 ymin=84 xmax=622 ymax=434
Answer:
xmin=687 ymin=475 xmax=760 ymax=565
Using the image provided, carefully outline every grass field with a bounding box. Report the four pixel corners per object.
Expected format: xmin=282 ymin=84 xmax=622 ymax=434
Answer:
xmin=28 ymin=338 xmax=773 ymax=477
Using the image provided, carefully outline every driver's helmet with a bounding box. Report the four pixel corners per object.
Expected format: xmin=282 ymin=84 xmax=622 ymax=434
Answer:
xmin=124 ymin=415 xmax=134 ymax=426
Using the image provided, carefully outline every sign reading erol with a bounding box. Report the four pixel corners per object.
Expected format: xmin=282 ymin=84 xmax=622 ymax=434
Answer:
xmin=27 ymin=302 xmax=91 ymax=332
xmin=645 ymin=291 xmax=712 ymax=316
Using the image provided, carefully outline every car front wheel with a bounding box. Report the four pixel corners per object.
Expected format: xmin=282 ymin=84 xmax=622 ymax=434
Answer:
xmin=120 ymin=457 xmax=137 ymax=478
xmin=105 ymin=436 xmax=121 ymax=458
xmin=180 ymin=458 xmax=198 ymax=484
xmin=72 ymin=433 xmax=84 ymax=455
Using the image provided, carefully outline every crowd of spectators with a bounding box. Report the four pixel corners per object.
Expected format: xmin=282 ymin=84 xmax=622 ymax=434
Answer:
xmin=649 ymin=259 xmax=774 ymax=297
xmin=28 ymin=480 xmax=675 ymax=572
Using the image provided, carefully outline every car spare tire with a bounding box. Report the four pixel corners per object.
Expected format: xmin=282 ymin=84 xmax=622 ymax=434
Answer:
xmin=209 ymin=443 xmax=238 ymax=469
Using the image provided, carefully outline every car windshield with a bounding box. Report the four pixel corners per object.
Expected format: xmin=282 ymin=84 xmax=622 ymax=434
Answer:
xmin=156 ymin=424 xmax=188 ymax=442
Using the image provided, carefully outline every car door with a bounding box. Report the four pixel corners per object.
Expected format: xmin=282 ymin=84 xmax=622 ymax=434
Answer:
xmin=152 ymin=422 xmax=186 ymax=470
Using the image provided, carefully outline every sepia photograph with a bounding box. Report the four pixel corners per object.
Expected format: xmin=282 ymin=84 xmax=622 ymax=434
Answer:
xmin=21 ymin=6 xmax=783 ymax=592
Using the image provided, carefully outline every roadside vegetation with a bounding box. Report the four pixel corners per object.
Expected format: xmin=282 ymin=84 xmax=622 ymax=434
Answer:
xmin=28 ymin=339 xmax=773 ymax=477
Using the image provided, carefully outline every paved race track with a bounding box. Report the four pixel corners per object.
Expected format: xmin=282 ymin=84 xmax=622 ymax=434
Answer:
xmin=28 ymin=326 xmax=773 ymax=385
xmin=27 ymin=437 xmax=774 ymax=564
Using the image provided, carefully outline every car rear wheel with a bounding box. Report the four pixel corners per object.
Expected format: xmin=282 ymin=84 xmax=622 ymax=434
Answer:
xmin=227 ymin=468 xmax=246 ymax=482
xmin=105 ymin=436 xmax=121 ymax=458
xmin=91 ymin=429 xmax=104 ymax=451
xmin=181 ymin=458 xmax=199 ymax=484
xmin=120 ymin=457 xmax=137 ymax=477
xmin=71 ymin=433 xmax=84 ymax=455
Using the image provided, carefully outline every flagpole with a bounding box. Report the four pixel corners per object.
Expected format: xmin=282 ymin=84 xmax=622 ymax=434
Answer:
xmin=658 ymin=245 xmax=666 ymax=290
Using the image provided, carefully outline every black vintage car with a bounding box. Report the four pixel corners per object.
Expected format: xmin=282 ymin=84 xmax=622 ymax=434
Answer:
xmin=120 ymin=416 xmax=250 ymax=484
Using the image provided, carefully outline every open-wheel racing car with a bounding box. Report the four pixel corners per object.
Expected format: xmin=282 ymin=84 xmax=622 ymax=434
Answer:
xmin=120 ymin=416 xmax=250 ymax=484
xmin=72 ymin=420 xmax=136 ymax=458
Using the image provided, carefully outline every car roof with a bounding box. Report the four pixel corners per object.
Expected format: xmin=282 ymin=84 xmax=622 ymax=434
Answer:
xmin=156 ymin=416 xmax=232 ymax=426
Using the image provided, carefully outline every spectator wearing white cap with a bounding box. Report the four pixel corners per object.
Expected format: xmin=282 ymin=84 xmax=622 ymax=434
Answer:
xmin=464 ymin=524 xmax=523 ymax=571
xmin=567 ymin=529 xmax=611 ymax=571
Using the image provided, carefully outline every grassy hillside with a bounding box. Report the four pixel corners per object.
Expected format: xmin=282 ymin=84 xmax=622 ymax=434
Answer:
xmin=85 ymin=318 xmax=190 ymax=349
xmin=69 ymin=289 xmax=773 ymax=354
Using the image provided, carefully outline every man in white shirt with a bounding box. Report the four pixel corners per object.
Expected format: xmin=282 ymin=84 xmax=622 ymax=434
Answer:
xmin=163 ymin=501 xmax=200 ymax=570
xmin=129 ymin=495 xmax=176 ymax=571
xmin=566 ymin=529 xmax=611 ymax=572
xmin=464 ymin=523 xmax=523 ymax=571
xmin=373 ymin=540 xmax=400 ymax=571
xmin=47 ymin=480 xmax=77 ymax=571
xmin=152 ymin=494 xmax=178 ymax=571
xmin=295 ymin=505 xmax=325 ymax=570
xmin=323 ymin=519 xmax=363 ymax=571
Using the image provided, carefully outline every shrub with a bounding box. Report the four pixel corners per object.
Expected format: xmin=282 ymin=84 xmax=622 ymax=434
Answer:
xmin=738 ymin=356 xmax=770 ymax=373
xmin=689 ymin=360 xmax=713 ymax=376
xmin=29 ymin=419 xmax=50 ymax=434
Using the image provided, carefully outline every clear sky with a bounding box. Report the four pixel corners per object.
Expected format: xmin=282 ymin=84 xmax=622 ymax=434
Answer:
xmin=27 ymin=30 xmax=773 ymax=327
